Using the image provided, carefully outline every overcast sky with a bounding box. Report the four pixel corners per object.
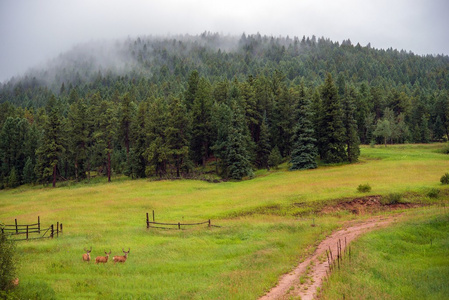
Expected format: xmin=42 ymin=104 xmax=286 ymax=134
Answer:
xmin=1 ymin=0 xmax=448 ymax=83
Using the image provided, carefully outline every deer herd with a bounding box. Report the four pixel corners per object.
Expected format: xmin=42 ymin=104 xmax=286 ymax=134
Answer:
xmin=83 ymin=247 xmax=130 ymax=264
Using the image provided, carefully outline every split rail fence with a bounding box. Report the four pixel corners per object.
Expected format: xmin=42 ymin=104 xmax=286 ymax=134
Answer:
xmin=1 ymin=216 xmax=63 ymax=241
xmin=146 ymin=211 xmax=219 ymax=230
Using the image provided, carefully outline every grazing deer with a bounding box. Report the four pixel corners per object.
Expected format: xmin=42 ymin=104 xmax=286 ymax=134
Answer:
xmin=82 ymin=247 xmax=92 ymax=262
xmin=10 ymin=278 xmax=19 ymax=287
xmin=95 ymin=250 xmax=111 ymax=264
xmin=113 ymin=248 xmax=130 ymax=263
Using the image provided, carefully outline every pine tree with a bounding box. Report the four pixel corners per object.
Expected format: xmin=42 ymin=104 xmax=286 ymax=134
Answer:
xmin=268 ymin=146 xmax=282 ymax=169
xmin=165 ymin=96 xmax=191 ymax=177
xmin=67 ymin=99 xmax=89 ymax=181
xmin=256 ymin=111 xmax=271 ymax=169
xmin=211 ymin=102 xmax=232 ymax=176
xmin=225 ymin=101 xmax=253 ymax=180
xmin=8 ymin=167 xmax=19 ymax=188
xmin=342 ymin=85 xmax=360 ymax=163
xmin=146 ymin=97 xmax=169 ymax=177
xmin=191 ymin=77 xmax=213 ymax=166
xmin=184 ymin=70 xmax=199 ymax=110
xmin=119 ymin=93 xmax=136 ymax=157
xmin=23 ymin=156 xmax=35 ymax=184
xmin=128 ymin=100 xmax=148 ymax=178
xmin=318 ymin=73 xmax=346 ymax=163
xmin=35 ymin=95 xmax=65 ymax=187
xmin=290 ymin=84 xmax=318 ymax=170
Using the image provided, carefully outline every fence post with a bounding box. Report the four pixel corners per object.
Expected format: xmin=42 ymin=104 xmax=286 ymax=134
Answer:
xmin=51 ymin=224 xmax=54 ymax=238
xmin=38 ymin=216 xmax=40 ymax=234
xmin=15 ymin=219 xmax=18 ymax=234
xmin=153 ymin=210 xmax=155 ymax=222
xmin=146 ymin=213 xmax=149 ymax=229
xmin=178 ymin=222 xmax=180 ymax=230
xmin=26 ymin=225 xmax=29 ymax=240
xmin=57 ymin=222 xmax=59 ymax=237
xmin=60 ymin=223 xmax=63 ymax=233
xmin=208 ymin=219 xmax=211 ymax=227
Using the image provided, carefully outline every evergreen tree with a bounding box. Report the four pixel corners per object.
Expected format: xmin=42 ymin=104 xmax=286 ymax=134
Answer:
xmin=7 ymin=167 xmax=19 ymax=188
xmin=342 ymin=85 xmax=360 ymax=162
xmin=119 ymin=93 xmax=136 ymax=157
xmin=128 ymin=100 xmax=148 ymax=178
xmin=146 ymin=97 xmax=169 ymax=177
xmin=23 ymin=156 xmax=35 ymax=184
xmin=35 ymin=95 xmax=65 ymax=187
xmin=268 ymin=146 xmax=282 ymax=169
xmin=318 ymin=73 xmax=346 ymax=163
xmin=191 ymin=77 xmax=213 ymax=166
xmin=256 ymin=111 xmax=271 ymax=169
xmin=184 ymin=70 xmax=200 ymax=110
xmin=165 ymin=96 xmax=191 ymax=177
xmin=211 ymin=102 xmax=232 ymax=176
xmin=67 ymin=99 xmax=89 ymax=181
xmin=225 ymin=101 xmax=253 ymax=180
xmin=290 ymin=84 xmax=318 ymax=170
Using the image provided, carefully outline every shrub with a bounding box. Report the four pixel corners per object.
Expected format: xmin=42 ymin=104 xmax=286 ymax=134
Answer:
xmin=440 ymin=173 xmax=449 ymax=184
xmin=381 ymin=193 xmax=402 ymax=205
xmin=427 ymin=188 xmax=440 ymax=199
xmin=0 ymin=231 xmax=16 ymax=294
xmin=357 ymin=183 xmax=371 ymax=193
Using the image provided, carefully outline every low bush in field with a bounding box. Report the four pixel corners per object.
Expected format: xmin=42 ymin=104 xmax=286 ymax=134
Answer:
xmin=440 ymin=173 xmax=449 ymax=184
xmin=427 ymin=188 xmax=440 ymax=199
xmin=357 ymin=183 xmax=371 ymax=193
xmin=381 ymin=193 xmax=402 ymax=205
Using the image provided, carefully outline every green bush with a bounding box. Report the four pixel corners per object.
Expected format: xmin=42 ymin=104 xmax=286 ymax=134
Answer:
xmin=0 ymin=232 xmax=16 ymax=294
xmin=440 ymin=173 xmax=449 ymax=184
xmin=382 ymin=193 xmax=402 ymax=205
xmin=357 ymin=183 xmax=371 ymax=193
xmin=427 ymin=188 xmax=440 ymax=198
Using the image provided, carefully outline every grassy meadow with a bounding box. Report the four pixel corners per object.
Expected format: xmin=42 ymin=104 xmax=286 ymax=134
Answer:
xmin=320 ymin=207 xmax=449 ymax=300
xmin=1 ymin=143 xmax=449 ymax=299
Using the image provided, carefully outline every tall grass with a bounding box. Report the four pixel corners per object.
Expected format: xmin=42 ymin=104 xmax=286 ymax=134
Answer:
xmin=1 ymin=143 xmax=448 ymax=299
xmin=320 ymin=207 xmax=449 ymax=300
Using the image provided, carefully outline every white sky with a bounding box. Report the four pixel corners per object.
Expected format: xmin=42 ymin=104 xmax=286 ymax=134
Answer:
xmin=0 ymin=0 xmax=448 ymax=83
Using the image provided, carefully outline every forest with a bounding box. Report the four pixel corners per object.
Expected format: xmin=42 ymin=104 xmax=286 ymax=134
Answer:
xmin=0 ymin=32 xmax=448 ymax=188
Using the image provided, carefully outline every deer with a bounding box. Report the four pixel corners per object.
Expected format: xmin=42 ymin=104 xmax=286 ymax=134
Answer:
xmin=113 ymin=248 xmax=130 ymax=263
xmin=95 ymin=250 xmax=111 ymax=264
xmin=82 ymin=247 xmax=92 ymax=262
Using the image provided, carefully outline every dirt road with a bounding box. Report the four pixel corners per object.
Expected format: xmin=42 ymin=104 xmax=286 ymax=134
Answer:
xmin=259 ymin=215 xmax=399 ymax=300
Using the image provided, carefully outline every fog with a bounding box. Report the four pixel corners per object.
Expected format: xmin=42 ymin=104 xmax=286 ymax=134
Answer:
xmin=1 ymin=0 xmax=448 ymax=83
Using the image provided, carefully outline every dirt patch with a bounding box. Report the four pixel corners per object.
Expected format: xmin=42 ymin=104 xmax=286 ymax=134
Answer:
xmin=258 ymin=215 xmax=401 ymax=300
xmin=321 ymin=195 xmax=422 ymax=215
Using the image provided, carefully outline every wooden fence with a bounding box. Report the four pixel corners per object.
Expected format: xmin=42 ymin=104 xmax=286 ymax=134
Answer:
xmin=1 ymin=217 xmax=63 ymax=241
xmin=146 ymin=211 xmax=219 ymax=230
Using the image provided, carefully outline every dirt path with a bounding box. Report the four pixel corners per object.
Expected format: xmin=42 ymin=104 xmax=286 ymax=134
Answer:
xmin=259 ymin=215 xmax=400 ymax=300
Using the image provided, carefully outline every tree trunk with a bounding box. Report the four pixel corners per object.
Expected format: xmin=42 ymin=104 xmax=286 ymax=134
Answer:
xmin=52 ymin=164 xmax=57 ymax=187
xmin=107 ymin=141 xmax=112 ymax=182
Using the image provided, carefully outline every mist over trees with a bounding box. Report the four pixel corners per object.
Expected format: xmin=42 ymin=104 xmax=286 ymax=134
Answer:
xmin=0 ymin=32 xmax=448 ymax=187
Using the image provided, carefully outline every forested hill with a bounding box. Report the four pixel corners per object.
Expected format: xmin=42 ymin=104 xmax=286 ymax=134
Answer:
xmin=1 ymin=32 xmax=449 ymax=188
xmin=1 ymin=32 xmax=449 ymax=106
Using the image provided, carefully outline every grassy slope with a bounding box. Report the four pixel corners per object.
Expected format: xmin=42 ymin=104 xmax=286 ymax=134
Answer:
xmin=320 ymin=208 xmax=449 ymax=300
xmin=0 ymin=144 xmax=448 ymax=299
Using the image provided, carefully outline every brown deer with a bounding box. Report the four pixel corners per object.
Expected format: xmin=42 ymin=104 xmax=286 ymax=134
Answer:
xmin=95 ymin=250 xmax=111 ymax=264
xmin=82 ymin=247 xmax=92 ymax=262
xmin=113 ymin=248 xmax=130 ymax=263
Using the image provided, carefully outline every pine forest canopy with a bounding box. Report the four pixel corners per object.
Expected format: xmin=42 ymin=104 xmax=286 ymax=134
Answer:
xmin=0 ymin=32 xmax=448 ymax=187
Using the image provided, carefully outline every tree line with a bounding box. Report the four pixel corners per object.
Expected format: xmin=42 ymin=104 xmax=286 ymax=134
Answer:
xmin=0 ymin=33 xmax=448 ymax=187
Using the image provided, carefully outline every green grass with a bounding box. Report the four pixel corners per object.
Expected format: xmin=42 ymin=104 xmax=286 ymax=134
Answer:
xmin=1 ymin=143 xmax=449 ymax=299
xmin=320 ymin=207 xmax=449 ymax=300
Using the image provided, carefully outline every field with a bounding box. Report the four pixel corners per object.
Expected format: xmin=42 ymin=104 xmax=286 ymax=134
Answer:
xmin=1 ymin=144 xmax=448 ymax=299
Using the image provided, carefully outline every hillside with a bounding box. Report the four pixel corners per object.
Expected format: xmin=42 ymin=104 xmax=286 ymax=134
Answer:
xmin=0 ymin=33 xmax=449 ymax=187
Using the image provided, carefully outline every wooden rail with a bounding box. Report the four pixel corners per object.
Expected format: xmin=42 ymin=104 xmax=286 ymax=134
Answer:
xmin=1 ymin=217 xmax=63 ymax=241
xmin=145 ymin=211 xmax=219 ymax=230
